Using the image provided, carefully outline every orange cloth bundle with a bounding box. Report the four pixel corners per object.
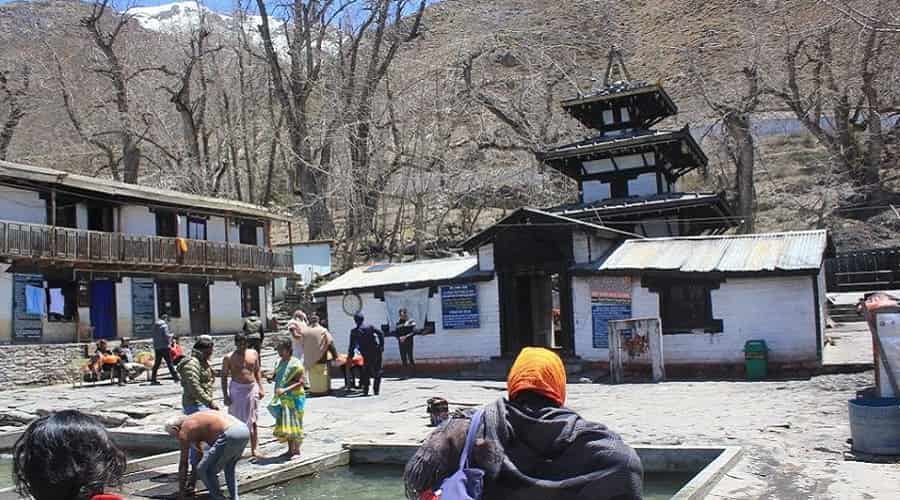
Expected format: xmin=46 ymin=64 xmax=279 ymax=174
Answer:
xmin=506 ymin=347 xmax=566 ymax=406
xmin=100 ymin=354 xmax=120 ymax=366
xmin=176 ymin=237 xmax=188 ymax=253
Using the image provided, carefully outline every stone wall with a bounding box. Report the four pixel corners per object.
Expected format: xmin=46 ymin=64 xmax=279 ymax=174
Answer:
xmin=0 ymin=332 xmax=289 ymax=390
xmin=0 ymin=342 xmax=88 ymax=389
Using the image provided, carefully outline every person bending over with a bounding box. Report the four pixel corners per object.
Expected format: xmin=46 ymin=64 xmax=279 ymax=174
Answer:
xmin=165 ymin=411 xmax=249 ymax=500
xmin=13 ymin=410 xmax=127 ymax=500
xmin=403 ymin=347 xmax=644 ymax=500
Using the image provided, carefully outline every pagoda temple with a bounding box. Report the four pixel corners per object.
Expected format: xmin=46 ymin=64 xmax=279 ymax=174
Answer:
xmin=537 ymin=48 xmax=735 ymax=236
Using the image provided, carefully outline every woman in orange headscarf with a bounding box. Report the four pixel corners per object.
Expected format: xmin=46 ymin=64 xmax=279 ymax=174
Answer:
xmin=404 ymin=347 xmax=643 ymax=500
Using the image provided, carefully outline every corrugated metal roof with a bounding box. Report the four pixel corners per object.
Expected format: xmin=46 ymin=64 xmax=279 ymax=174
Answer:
xmin=313 ymin=256 xmax=481 ymax=295
xmin=585 ymin=230 xmax=829 ymax=274
xmin=0 ymin=160 xmax=288 ymax=221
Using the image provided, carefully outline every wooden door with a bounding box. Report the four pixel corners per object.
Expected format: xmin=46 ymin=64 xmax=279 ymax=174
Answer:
xmin=188 ymin=284 xmax=210 ymax=336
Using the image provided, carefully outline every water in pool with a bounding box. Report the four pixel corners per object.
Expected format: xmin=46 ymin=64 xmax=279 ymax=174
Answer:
xmin=1 ymin=455 xmax=13 ymax=490
xmin=245 ymin=465 xmax=693 ymax=499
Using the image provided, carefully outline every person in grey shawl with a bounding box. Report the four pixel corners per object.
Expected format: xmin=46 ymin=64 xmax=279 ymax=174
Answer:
xmin=403 ymin=347 xmax=643 ymax=500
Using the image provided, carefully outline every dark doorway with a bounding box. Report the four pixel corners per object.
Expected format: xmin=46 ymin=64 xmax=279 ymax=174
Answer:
xmin=499 ymin=272 xmax=557 ymax=356
xmin=87 ymin=203 xmax=115 ymax=232
xmin=156 ymin=211 xmax=178 ymax=237
xmin=188 ymin=284 xmax=211 ymax=336
xmin=54 ymin=204 xmax=77 ymax=228
xmin=90 ymin=281 xmax=117 ymax=340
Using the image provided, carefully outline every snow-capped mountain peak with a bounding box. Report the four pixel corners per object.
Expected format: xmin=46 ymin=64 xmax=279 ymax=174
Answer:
xmin=127 ymin=1 xmax=289 ymax=53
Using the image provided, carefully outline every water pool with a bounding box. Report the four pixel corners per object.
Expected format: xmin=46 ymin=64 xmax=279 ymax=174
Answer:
xmin=244 ymin=465 xmax=692 ymax=500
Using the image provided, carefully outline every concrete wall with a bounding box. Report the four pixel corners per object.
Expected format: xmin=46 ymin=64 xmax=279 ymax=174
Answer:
xmin=573 ymin=274 xmax=821 ymax=365
xmin=325 ymin=279 xmax=502 ymax=364
xmin=0 ymin=186 xmax=45 ymax=224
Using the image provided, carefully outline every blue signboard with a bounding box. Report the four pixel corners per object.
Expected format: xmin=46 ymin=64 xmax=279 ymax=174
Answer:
xmin=132 ymin=278 xmax=156 ymax=338
xmin=441 ymin=284 xmax=480 ymax=330
xmin=592 ymin=301 xmax=631 ymax=348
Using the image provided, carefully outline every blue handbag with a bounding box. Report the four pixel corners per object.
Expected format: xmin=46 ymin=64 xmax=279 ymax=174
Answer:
xmin=438 ymin=409 xmax=485 ymax=500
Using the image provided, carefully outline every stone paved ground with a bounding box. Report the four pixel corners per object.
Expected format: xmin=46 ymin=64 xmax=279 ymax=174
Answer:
xmin=1 ymin=327 xmax=898 ymax=499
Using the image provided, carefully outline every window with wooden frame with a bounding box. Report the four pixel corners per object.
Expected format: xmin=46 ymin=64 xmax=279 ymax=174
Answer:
xmin=157 ymin=281 xmax=181 ymax=318
xmin=46 ymin=281 xmax=77 ymax=322
xmin=187 ymin=217 xmax=207 ymax=240
xmin=238 ymin=221 xmax=259 ymax=245
xmin=241 ymin=285 xmax=260 ymax=317
xmin=643 ymin=278 xmax=723 ymax=334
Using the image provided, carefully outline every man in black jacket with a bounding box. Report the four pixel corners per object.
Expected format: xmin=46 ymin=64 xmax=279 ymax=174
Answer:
xmin=348 ymin=313 xmax=384 ymax=396
xmin=393 ymin=308 xmax=417 ymax=376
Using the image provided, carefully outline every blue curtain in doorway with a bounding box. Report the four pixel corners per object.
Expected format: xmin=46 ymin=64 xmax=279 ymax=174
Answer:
xmin=90 ymin=281 xmax=116 ymax=340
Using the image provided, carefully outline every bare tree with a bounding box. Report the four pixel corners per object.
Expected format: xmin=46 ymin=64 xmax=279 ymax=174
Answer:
xmin=254 ymin=0 xmax=350 ymax=239
xmin=0 ymin=65 xmax=29 ymax=161
xmin=696 ymin=65 xmax=762 ymax=233
xmin=78 ymin=0 xmax=143 ymax=183
xmin=770 ymin=0 xmax=900 ymax=200
xmin=336 ymin=0 xmax=426 ymax=266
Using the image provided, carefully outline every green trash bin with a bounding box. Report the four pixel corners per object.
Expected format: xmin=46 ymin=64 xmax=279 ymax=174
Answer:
xmin=744 ymin=340 xmax=768 ymax=380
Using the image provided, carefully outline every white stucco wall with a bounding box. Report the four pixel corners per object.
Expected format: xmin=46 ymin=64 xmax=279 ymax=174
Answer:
xmin=0 ymin=186 xmax=45 ymax=224
xmin=207 ymin=216 xmax=227 ymax=242
xmin=573 ymin=274 xmax=821 ymax=364
xmin=210 ymin=282 xmax=244 ymax=333
xmin=119 ymin=205 xmax=156 ymax=235
xmin=324 ymin=279 xmax=502 ymax=363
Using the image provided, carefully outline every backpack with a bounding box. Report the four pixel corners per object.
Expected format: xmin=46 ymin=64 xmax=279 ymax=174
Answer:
xmin=438 ymin=409 xmax=485 ymax=500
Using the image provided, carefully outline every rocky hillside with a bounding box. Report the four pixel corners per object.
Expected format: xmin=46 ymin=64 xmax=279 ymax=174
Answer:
xmin=1 ymin=0 xmax=897 ymax=251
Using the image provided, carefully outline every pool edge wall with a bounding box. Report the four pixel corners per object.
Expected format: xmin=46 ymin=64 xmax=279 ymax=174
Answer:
xmin=343 ymin=442 xmax=742 ymax=500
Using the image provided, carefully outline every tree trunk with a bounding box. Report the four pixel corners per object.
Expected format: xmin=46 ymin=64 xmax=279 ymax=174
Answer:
xmin=724 ymin=111 xmax=755 ymax=234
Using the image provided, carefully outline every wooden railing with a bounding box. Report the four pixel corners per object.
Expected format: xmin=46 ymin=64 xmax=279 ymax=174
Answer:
xmin=825 ymin=247 xmax=900 ymax=293
xmin=0 ymin=220 xmax=294 ymax=275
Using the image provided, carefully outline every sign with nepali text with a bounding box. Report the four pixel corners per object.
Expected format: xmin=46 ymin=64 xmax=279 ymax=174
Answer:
xmin=592 ymin=300 xmax=631 ymax=349
xmin=132 ymin=278 xmax=156 ymax=338
xmin=441 ymin=284 xmax=480 ymax=330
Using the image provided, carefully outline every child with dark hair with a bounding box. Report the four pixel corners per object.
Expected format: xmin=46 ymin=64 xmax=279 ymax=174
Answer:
xmin=13 ymin=410 xmax=127 ymax=500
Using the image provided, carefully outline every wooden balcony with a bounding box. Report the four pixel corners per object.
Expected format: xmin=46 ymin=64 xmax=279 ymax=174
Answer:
xmin=0 ymin=220 xmax=294 ymax=276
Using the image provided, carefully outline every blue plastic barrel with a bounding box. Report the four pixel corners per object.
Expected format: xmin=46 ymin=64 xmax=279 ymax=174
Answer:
xmin=848 ymin=398 xmax=900 ymax=455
